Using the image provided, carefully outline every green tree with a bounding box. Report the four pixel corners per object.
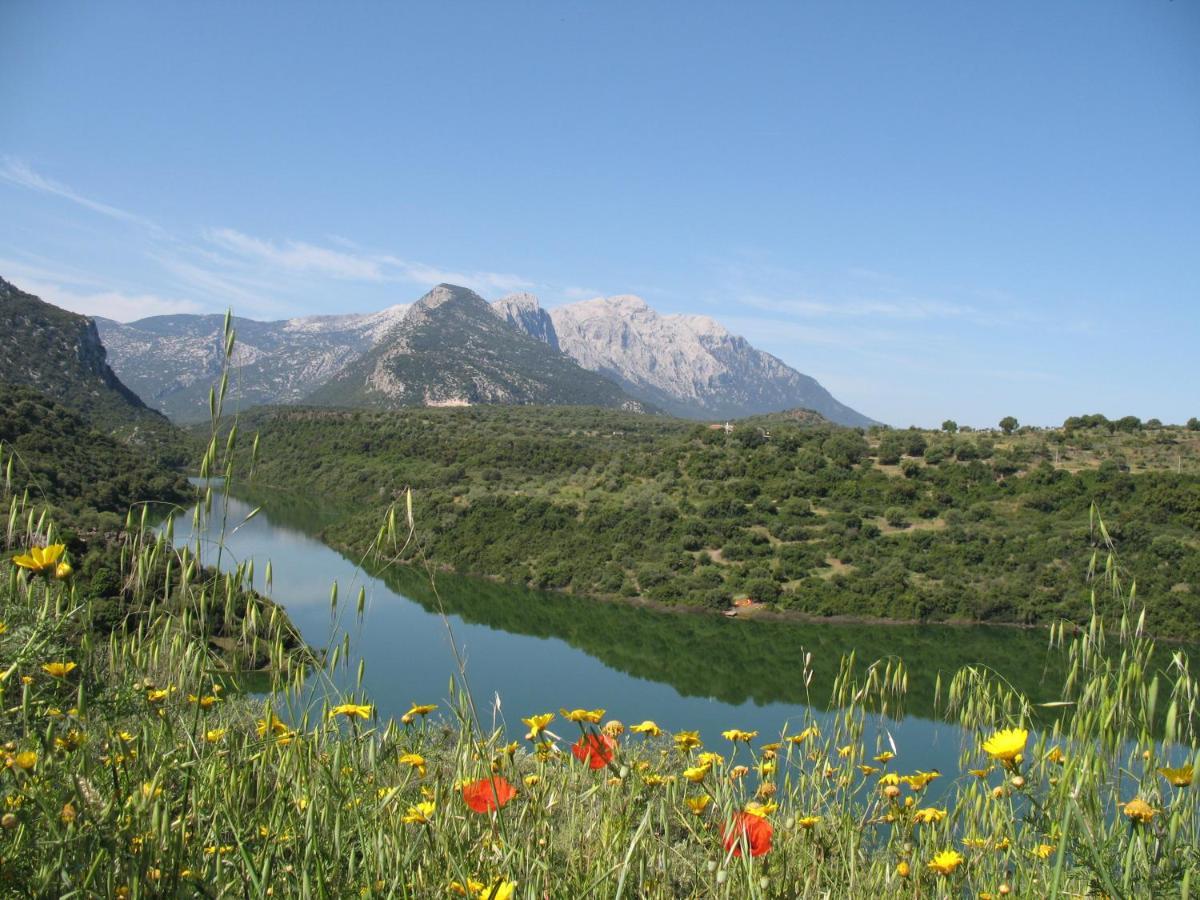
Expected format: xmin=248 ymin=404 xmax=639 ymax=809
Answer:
xmin=999 ymin=416 xmax=1018 ymax=435
xmin=942 ymin=420 xmax=958 ymax=434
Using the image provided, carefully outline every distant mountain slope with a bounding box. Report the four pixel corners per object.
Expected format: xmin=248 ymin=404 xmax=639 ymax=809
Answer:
xmin=93 ymin=283 xmax=875 ymax=426
xmin=495 ymin=293 xmax=876 ymax=427
xmin=0 ymin=277 xmax=185 ymax=461
xmin=308 ymin=284 xmax=649 ymax=411
xmin=96 ymin=305 xmax=408 ymax=423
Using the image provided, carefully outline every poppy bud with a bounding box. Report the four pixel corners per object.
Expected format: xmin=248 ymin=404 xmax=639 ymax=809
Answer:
xmin=999 ymin=885 xmax=1011 ymax=896
xmin=1 ymin=813 xmax=16 ymax=829
xmin=1011 ymin=775 xmax=1026 ymax=789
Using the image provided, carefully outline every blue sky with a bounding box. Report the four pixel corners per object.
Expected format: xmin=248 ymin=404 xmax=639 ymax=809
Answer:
xmin=2 ymin=1 xmax=1197 ymax=427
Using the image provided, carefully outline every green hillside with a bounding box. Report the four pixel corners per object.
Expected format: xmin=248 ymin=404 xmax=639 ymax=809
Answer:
xmin=0 ymin=277 xmax=189 ymax=464
xmin=230 ymin=405 xmax=1200 ymax=640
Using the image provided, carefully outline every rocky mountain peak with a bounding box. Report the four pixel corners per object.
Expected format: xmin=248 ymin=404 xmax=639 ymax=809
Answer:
xmin=411 ymin=283 xmax=487 ymax=314
xmin=492 ymin=292 xmax=558 ymax=349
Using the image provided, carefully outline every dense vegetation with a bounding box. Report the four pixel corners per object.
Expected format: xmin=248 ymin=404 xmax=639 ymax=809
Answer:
xmin=229 ymin=405 xmax=1200 ymax=639
xmin=1 ymin=469 xmax=1196 ymax=895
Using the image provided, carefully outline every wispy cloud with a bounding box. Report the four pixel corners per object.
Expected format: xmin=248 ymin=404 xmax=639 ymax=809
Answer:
xmin=1 ymin=263 xmax=203 ymax=322
xmin=206 ymin=227 xmax=534 ymax=296
xmin=0 ymin=157 xmax=159 ymax=231
xmin=737 ymin=292 xmax=984 ymax=322
xmin=207 ymin=228 xmax=386 ymax=281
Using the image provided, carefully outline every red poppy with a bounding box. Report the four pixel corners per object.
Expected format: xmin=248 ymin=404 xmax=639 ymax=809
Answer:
xmin=571 ymin=732 xmax=617 ymax=770
xmin=722 ymin=811 xmax=774 ymax=858
xmin=461 ymin=776 xmax=517 ymax=813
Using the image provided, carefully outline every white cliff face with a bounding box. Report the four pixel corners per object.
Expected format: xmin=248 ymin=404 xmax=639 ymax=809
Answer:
xmin=492 ymin=292 xmax=558 ymax=348
xmin=527 ymin=294 xmax=875 ymax=425
xmin=547 ymin=296 xmax=731 ymax=404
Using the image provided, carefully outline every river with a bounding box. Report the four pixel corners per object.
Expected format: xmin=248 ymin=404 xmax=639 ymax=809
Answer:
xmin=171 ymin=485 xmax=1081 ymax=779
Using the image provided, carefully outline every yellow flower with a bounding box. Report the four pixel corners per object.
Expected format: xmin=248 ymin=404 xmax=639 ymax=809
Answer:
xmin=913 ymin=807 xmax=947 ymax=824
xmin=673 ymin=731 xmax=702 ymax=752
xmin=398 ymin=752 xmax=426 ymax=776
xmin=685 ymin=795 xmax=711 ymax=815
xmin=630 ymin=720 xmax=661 ymax=737
xmin=41 ymin=662 xmax=77 ymax=678
xmin=1158 ymin=765 xmax=1194 ymax=788
xmin=962 ymin=837 xmax=989 ymax=850
xmin=141 ymin=782 xmax=163 ymax=800
xmin=146 ymin=687 xmax=173 ymax=703
xmin=837 ymin=744 xmax=854 ymax=757
xmin=744 ymin=801 xmax=776 ymax=819
xmin=968 ymin=767 xmax=992 ymax=779
xmin=896 ymin=860 xmax=910 ymax=878
xmin=54 ymin=730 xmax=85 ymax=751
xmin=524 ymin=774 xmax=540 ymax=787
xmin=401 ymin=800 xmax=435 ymax=825
xmin=878 ymin=772 xmax=901 ymax=786
xmin=858 ymin=764 xmax=880 ymax=775
xmin=13 ymin=751 xmax=36 ymax=770
xmin=257 ymin=717 xmax=296 ymax=745
xmin=696 ymin=751 xmax=725 ymax=768
xmin=329 ymin=703 xmax=372 ymax=720
xmin=55 ymin=562 xmax=73 ymax=580
xmin=188 ymin=693 xmax=221 ymax=709
xmin=1033 ymin=843 xmax=1055 ymax=859
xmin=927 ymin=849 xmax=964 ymax=875
xmin=722 ymin=729 xmax=757 ymax=743
xmin=874 ymin=751 xmax=895 ymax=763
xmin=901 ymin=770 xmax=941 ymax=790
xmin=448 ymin=880 xmax=486 ymax=896
xmin=1123 ymin=798 xmax=1155 ymax=824
xmin=522 ymin=712 xmax=554 ymax=740
xmin=560 ymin=707 xmax=604 ymax=724
xmin=642 ymin=774 xmax=668 ymax=787
xmin=683 ymin=764 xmax=711 ymax=783
xmin=205 ymin=729 xmax=226 ymax=744
xmin=981 ymin=728 xmax=1028 ymax=767
xmin=476 ymin=881 xmax=515 ymax=900
xmin=786 ymin=725 xmax=820 ymax=744
xmin=0 ymin=622 xmax=5 ymax=634
xmin=118 ymin=731 xmax=136 ymax=743
xmin=797 ymin=815 xmax=820 ymax=829
xmin=401 ymin=703 xmax=437 ymax=724
xmin=1045 ymin=746 xmax=1065 ymax=765
xmin=729 ymin=765 xmax=750 ymax=780
xmin=12 ymin=544 xmax=65 ymax=575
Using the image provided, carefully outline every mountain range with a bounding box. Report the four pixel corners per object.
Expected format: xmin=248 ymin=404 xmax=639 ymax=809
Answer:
xmin=96 ymin=284 xmax=875 ymax=426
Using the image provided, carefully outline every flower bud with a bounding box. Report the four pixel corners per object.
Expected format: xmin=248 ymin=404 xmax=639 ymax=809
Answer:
xmin=1 ymin=813 xmax=17 ymax=829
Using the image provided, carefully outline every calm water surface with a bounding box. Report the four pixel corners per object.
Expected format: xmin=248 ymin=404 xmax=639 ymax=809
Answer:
xmin=171 ymin=487 xmax=1075 ymax=780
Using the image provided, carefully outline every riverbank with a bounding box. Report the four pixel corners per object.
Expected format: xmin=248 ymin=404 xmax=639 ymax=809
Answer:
xmin=226 ymin=404 xmax=1200 ymax=641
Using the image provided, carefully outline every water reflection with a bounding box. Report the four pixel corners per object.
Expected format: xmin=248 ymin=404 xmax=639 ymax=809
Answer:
xmin=170 ymin=486 xmax=1090 ymax=777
